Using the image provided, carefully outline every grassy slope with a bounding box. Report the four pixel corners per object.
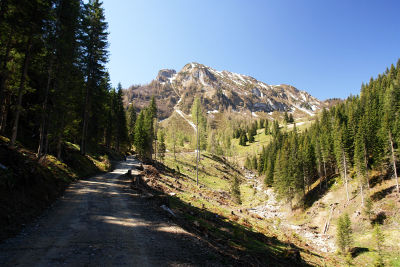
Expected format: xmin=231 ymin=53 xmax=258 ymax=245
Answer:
xmin=0 ymin=136 xmax=122 ymax=240
xmin=231 ymin=120 xmax=314 ymax=164
xmin=292 ymin=171 xmax=400 ymax=266
xmin=151 ymin=152 xmax=325 ymax=266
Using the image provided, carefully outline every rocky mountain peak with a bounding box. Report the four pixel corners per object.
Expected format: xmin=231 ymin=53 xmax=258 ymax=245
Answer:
xmin=156 ymin=69 xmax=176 ymax=83
xmin=124 ymin=62 xmax=325 ymax=119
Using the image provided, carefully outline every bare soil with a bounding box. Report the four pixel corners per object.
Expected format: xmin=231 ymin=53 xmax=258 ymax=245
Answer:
xmin=0 ymin=157 xmax=222 ymax=266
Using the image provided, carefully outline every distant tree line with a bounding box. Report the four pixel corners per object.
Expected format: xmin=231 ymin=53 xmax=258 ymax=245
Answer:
xmin=129 ymin=96 xmax=159 ymax=160
xmin=251 ymin=60 xmax=400 ymax=207
xmin=233 ymin=119 xmax=268 ymax=146
xmin=0 ymin=0 xmax=129 ymax=158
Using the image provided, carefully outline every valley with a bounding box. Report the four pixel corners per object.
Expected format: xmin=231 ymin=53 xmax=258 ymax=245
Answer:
xmin=1 ymin=1 xmax=400 ymax=266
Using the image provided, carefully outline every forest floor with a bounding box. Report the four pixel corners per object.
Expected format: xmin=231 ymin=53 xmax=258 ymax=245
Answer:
xmin=0 ymin=157 xmax=223 ymax=266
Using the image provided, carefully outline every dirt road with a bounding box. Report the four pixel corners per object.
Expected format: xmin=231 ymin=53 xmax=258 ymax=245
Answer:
xmin=0 ymin=157 xmax=222 ymax=266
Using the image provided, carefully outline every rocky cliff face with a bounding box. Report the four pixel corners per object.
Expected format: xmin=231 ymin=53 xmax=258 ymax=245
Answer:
xmin=124 ymin=62 xmax=324 ymax=119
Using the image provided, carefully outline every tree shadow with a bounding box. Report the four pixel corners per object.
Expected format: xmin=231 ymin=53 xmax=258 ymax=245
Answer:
xmin=371 ymin=185 xmax=396 ymax=201
xmin=371 ymin=212 xmax=386 ymax=225
xmin=369 ymin=172 xmax=392 ymax=189
xmin=303 ymin=175 xmax=336 ymax=209
xmin=202 ymin=154 xmax=241 ymax=175
xmin=350 ymin=247 xmax=369 ymax=258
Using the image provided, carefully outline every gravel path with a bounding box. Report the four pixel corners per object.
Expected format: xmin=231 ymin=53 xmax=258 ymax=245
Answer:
xmin=0 ymin=156 xmax=221 ymax=266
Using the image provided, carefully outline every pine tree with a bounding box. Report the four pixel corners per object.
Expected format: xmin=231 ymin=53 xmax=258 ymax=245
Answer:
xmin=248 ymin=132 xmax=255 ymax=143
xmin=373 ymin=224 xmax=385 ymax=267
xmin=148 ymin=95 xmax=157 ymax=159
xmin=10 ymin=0 xmax=52 ymax=147
xmin=336 ymin=213 xmax=353 ymax=253
xmin=264 ymin=157 xmax=274 ymax=186
xmin=259 ymin=119 xmax=264 ymax=129
xmin=354 ymin=126 xmax=367 ymax=205
xmin=363 ymin=197 xmax=373 ymax=221
xmin=127 ymin=104 xmax=136 ymax=148
xmin=133 ymin=110 xmax=147 ymax=158
xmin=37 ymin=0 xmax=82 ymax=159
xmin=115 ymin=83 xmax=128 ymax=152
xmin=333 ymin=114 xmax=351 ymax=202
xmin=244 ymin=155 xmax=251 ymax=169
xmin=144 ymin=107 xmax=155 ymax=158
xmin=191 ymin=97 xmax=205 ymax=185
xmin=251 ymin=155 xmax=258 ymax=170
xmin=382 ymin=83 xmax=400 ymax=194
xmin=80 ymin=0 xmax=109 ymax=155
xmin=289 ymin=113 xmax=294 ymax=123
xmin=231 ymin=175 xmax=241 ymax=204
xmin=157 ymin=129 xmax=166 ymax=162
xmin=272 ymin=120 xmax=280 ymax=137
xmin=284 ymin=111 xmax=289 ymax=124
xmin=264 ymin=119 xmax=269 ymax=135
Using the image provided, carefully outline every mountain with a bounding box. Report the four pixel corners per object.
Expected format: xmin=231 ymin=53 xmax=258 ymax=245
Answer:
xmin=123 ymin=62 xmax=325 ymax=119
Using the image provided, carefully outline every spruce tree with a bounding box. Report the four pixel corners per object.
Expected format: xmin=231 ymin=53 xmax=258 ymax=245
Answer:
xmin=248 ymin=132 xmax=255 ymax=143
xmin=264 ymin=119 xmax=269 ymax=135
xmin=115 ymin=83 xmax=128 ymax=152
xmin=373 ymin=224 xmax=385 ymax=267
xmin=231 ymin=175 xmax=241 ymax=204
xmin=133 ymin=110 xmax=147 ymax=158
xmin=79 ymin=0 xmax=109 ymax=155
xmin=382 ymin=83 xmax=400 ymax=194
xmin=333 ymin=116 xmax=351 ymax=202
xmin=354 ymin=126 xmax=367 ymax=205
xmin=127 ymin=104 xmax=136 ymax=148
xmin=336 ymin=213 xmax=353 ymax=253
xmin=284 ymin=111 xmax=289 ymax=124
xmin=157 ymin=129 xmax=166 ymax=162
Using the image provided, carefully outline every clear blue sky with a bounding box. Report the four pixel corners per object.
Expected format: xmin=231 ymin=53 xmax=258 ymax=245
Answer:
xmin=102 ymin=0 xmax=400 ymax=100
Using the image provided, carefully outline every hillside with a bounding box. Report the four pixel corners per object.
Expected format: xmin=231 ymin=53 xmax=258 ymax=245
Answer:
xmin=123 ymin=63 xmax=325 ymax=119
xmin=151 ymin=60 xmax=400 ymax=266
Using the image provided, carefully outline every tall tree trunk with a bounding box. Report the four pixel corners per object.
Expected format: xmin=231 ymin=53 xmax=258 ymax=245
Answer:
xmin=81 ymin=81 xmax=91 ymax=155
xmin=0 ymin=0 xmax=9 ymax=24
xmin=173 ymin=133 xmax=176 ymax=161
xmin=37 ymin=57 xmax=54 ymax=158
xmin=57 ymin=134 xmax=62 ymax=160
xmin=154 ymin=119 xmax=157 ymax=162
xmin=364 ymin=144 xmax=370 ymax=189
xmin=0 ymin=94 xmax=10 ymax=133
xmin=56 ymin=113 xmax=65 ymax=160
xmin=360 ymin=178 xmax=364 ymax=206
xmin=343 ymin=150 xmax=349 ymax=202
xmin=323 ymin=159 xmax=327 ymax=188
xmin=10 ymin=36 xmax=32 ymax=147
xmin=389 ymin=131 xmax=399 ymax=195
xmin=105 ymin=110 xmax=112 ymax=149
xmin=318 ymin=158 xmax=322 ymax=190
xmin=196 ymin=113 xmax=199 ymax=186
xmin=0 ymin=34 xmax=12 ymax=105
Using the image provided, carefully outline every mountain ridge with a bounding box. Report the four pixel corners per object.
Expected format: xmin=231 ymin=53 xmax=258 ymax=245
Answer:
xmin=123 ymin=62 xmax=326 ymax=119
